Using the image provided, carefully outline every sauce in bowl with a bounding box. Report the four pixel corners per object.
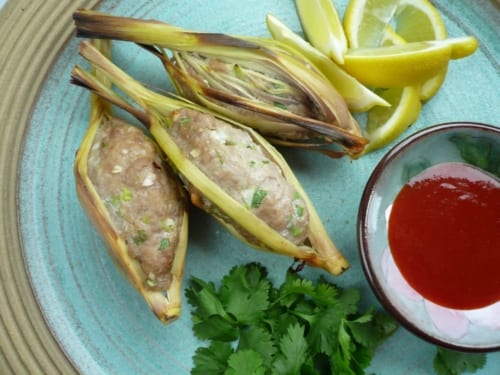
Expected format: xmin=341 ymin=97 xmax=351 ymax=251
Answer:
xmin=388 ymin=162 xmax=500 ymax=310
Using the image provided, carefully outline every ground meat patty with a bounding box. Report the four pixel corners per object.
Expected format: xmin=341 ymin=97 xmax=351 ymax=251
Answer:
xmin=169 ymin=108 xmax=309 ymax=244
xmin=87 ymin=118 xmax=184 ymax=290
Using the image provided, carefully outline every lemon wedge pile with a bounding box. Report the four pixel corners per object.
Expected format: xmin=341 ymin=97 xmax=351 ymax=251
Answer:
xmin=269 ymin=0 xmax=478 ymax=153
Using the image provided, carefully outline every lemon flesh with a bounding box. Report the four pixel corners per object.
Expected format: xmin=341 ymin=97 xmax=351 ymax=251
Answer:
xmin=344 ymin=0 xmax=400 ymax=49
xmin=344 ymin=0 xmax=447 ymax=47
xmin=393 ymin=0 xmax=446 ymax=42
xmin=379 ymin=25 xmax=406 ymax=45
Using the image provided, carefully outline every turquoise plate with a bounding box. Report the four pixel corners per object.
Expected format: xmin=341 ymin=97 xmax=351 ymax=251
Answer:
xmin=15 ymin=0 xmax=500 ymax=373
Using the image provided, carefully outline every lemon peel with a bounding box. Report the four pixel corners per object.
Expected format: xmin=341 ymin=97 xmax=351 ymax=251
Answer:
xmin=295 ymin=0 xmax=348 ymax=64
xmin=343 ymin=41 xmax=453 ymax=88
xmin=363 ymin=86 xmax=422 ymax=153
xmin=446 ymin=35 xmax=479 ymax=59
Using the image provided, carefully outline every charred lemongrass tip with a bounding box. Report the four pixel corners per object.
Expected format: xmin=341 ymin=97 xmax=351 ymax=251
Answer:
xmin=72 ymin=10 xmax=367 ymax=157
xmin=73 ymin=41 xmax=349 ymax=276
xmin=74 ymin=9 xmax=259 ymax=51
xmin=164 ymin=36 xmax=359 ymax=118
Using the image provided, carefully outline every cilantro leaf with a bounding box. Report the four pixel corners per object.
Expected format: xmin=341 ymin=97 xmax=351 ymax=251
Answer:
xmin=192 ymin=314 xmax=239 ymax=341
xmin=192 ymin=341 xmax=233 ymax=375
xmin=433 ymin=348 xmax=487 ymax=375
xmin=185 ymin=277 xmax=232 ymax=320
xmin=338 ymin=320 xmax=355 ymax=366
xmin=272 ymin=323 xmax=309 ymax=375
xmin=225 ymin=350 xmax=266 ymax=375
xmin=300 ymin=357 xmax=321 ymax=375
xmin=314 ymin=277 xmax=341 ymax=306
xmin=349 ymin=344 xmax=374 ymax=373
xmin=238 ymin=326 xmax=277 ymax=367
xmin=279 ymin=272 xmax=315 ymax=308
xmin=186 ymin=263 xmax=399 ymax=374
xmin=329 ymin=350 xmax=357 ymax=375
xmin=267 ymin=309 xmax=301 ymax=344
xmin=306 ymin=305 xmax=343 ymax=355
xmin=371 ymin=312 xmax=399 ymax=345
xmin=335 ymin=287 xmax=361 ymax=317
xmin=345 ymin=309 xmax=398 ymax=350
xmin=279 ymin=273 xmax=339 ymax=308
xmin=450 ymin=133 xmax=500 ymax=177
xmin=219 ymin=263 xmax=270 ymax=324
xmin=186 ymin=277 xmax=238 ymax=341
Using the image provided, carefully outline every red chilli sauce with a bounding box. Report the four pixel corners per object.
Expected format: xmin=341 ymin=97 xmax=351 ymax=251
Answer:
xmin=388 ymin=162 xmax=500 ymax=310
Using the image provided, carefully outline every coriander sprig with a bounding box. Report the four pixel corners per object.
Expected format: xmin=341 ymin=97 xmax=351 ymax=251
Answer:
xmin=185 ymin=262 xmax=398 ymax=374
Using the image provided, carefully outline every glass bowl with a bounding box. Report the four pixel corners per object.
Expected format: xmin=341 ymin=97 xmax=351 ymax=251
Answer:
xmin=358 ymin=122 xmax=500 ymax=352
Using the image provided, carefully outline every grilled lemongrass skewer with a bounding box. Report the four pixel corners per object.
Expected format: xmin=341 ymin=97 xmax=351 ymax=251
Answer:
xmin=71 ymin=40 xmax=350 ymax=275
xmin=74 ymin=40 xmax=189 ymax=323
xmin=73 ymin=9 xmax=367 ymax=158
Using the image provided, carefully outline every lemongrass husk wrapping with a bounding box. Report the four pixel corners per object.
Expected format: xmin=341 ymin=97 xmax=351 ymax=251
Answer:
xmin=72 ymin=9 xmax=367 ymax=157
xmin=72 ymin=40 xmax=349 ymax=275
xmin=74 ymin=40 xmax=189 ymax=323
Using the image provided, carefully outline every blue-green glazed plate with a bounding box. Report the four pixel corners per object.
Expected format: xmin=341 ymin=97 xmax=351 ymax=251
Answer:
xmin=3 ymin=0 xmax=498 ymax=373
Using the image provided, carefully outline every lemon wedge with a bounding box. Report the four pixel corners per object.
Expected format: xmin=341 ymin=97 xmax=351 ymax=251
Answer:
xmin=295 ymin=0 xmax=348 ymax=64
xmin=289 ymin=0 xmax=478 ymax=154
xmin=363 ymin=86 xmax=422 ymax=153
xmin=265 ymin=14 xmax=389 ymax=112
xmin=339 ymin=0 xmax=478 ymax=153
xmin=392 ymin=0 xmax=448 ymax=100
xmin=361 ymin=24 xmax=423 ymax=153
xmin=343 ymin=0 xmax=476 ymax=100
xmin=343 ymin=36 xmax=478 ymax=88
xmin=343 ymin=41 xmax=454 ymax=88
